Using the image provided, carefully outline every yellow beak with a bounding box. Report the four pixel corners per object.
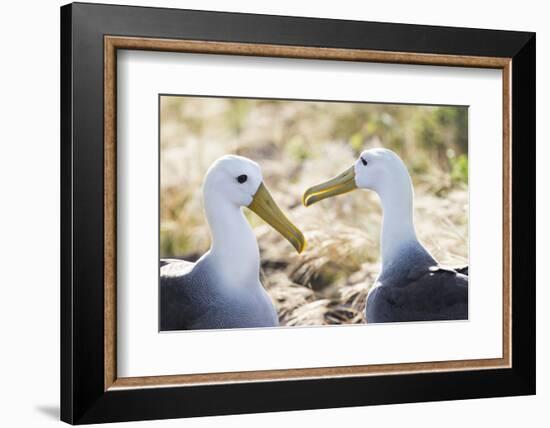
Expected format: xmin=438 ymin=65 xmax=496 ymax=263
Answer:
xmin=248 ymin=183 xmax=306 ymax=254
xmin=302 ymin=166 xmax=357 ymax=207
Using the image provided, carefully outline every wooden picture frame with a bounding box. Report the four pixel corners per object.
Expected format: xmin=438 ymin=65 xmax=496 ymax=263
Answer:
xmin=61 ymin=2 xmax=535 ymax=424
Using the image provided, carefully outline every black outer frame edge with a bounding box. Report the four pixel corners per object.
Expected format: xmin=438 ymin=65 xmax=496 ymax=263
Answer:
xmin=70 ymin=1 xmax=533 ymax=57
xmin=510 ymin=34 xmax=536 ymax=391
xmin=60 ymin=2 xmax=536 ymax=424
xmin=79 ymin=370 xmax=535 ymax=425
xmin=60 ymin=4 xmax=74 ymax=425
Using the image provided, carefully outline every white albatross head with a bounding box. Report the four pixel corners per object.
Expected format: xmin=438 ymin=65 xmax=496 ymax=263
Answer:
xmin=302 ymin=148 xmax=413 ymax=205
xmin=354 ymin=148 xmax=412 ymax=195
xmin=203 ymin=155 xmax=306 ymax=253
xmin=203 ymin=155 xmax=264 ymax=207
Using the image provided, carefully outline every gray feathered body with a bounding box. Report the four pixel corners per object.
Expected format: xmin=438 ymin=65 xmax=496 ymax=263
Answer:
xmin=160 ymin=257 xmax=279 ymax=331
xmin=366 ymin=242 xmax=468 ymax=323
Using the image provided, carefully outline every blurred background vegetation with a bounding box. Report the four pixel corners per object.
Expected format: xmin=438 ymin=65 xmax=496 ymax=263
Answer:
xmin=160 ymin=96 xmax=468 ymax=326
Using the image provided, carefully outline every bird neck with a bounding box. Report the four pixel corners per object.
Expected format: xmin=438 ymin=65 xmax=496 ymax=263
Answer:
xmin=377 ymin=177 xmax=424 ymax=270
xmin=203 ymin=196 xmax=260 ymax=287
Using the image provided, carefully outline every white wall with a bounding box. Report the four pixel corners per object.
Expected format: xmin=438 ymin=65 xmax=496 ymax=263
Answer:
xmin=0 ymin=1 xmax=545 ymax=427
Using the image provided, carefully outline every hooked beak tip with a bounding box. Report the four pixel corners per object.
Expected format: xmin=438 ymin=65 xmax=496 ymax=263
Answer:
xmin=301 ymin=166 xmax=357 ymax=207
xmin=297 ymin=237 xmax=307 ymax=254
xmin=302 ymin=190 xmax=317 ymax=207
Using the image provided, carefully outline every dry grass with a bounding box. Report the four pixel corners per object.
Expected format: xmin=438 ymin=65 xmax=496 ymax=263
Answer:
xmin=160 ymin=96 xmax=468 ymax=326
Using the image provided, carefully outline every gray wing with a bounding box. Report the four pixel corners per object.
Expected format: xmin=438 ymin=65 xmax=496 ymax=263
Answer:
xmin=455 ymin=265 xmax=469 ymax=276
xmin=366 ymin=268 xmax=468 ymax=323
xmin=160 ymin=260 xmax=214 ymax=331
xmin=160 ymin=259 xmax=279 ymax=331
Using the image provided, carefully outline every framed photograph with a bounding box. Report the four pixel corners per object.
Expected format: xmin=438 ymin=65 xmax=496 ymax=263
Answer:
xmin=61 ymin=2 xmax=535 ymax=424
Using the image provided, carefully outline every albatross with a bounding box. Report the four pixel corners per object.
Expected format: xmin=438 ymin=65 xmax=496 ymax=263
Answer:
xmin=302 ymin=148 xmax=468 ymax=323
xmin=161 ymin=155 xmax=305 ymax=331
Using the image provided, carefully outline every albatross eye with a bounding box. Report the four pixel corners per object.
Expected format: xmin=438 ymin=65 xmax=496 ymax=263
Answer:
xmin=237 ymin=174 xmax=248 ymax=184
xmin=360 ymin=157 xmax=368 ymax=166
